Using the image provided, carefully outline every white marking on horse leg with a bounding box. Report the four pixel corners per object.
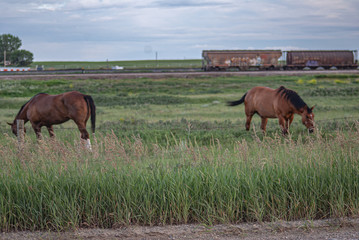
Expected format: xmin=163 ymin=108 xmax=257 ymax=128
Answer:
xmin=86 ymin=139 xmax=92 ymax=151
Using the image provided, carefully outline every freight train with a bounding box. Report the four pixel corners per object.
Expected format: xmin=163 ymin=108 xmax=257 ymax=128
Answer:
xmin=202 ymin=50 xmax=358 ymax=71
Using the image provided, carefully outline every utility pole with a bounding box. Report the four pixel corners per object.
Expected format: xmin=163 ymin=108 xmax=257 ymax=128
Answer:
xmin=3 ymin=50 xmax=6 ymax=67
xmin=155 ymin=51 xmax=158 ymax=67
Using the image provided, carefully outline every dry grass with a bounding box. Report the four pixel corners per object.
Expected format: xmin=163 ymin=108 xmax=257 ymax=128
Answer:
xmin=0 ymin=123 xmax=359 ymax=231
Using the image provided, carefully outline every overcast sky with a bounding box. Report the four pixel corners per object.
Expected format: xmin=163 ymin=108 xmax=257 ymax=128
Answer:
xmin=1 ymin=0 xmax=358 ymax=61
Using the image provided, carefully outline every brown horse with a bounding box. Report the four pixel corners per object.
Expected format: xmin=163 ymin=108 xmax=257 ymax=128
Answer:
xmin=227 ymin=86 xmax=315 ymax=134
xmin=8 ymin=91 xmax=96 ymax=148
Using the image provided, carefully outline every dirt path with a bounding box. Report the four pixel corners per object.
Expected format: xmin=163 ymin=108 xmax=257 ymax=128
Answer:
xmin=1 ymin=218 xmax=359 ymax=240
xmin=0 ymin=69 xmax=358 ymax=81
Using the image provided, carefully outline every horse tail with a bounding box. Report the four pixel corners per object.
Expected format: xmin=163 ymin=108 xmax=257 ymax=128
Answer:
xmin=84 ymin=95 xmax=96 ymax=134
xmin=227 ymin=93 xmax=247 ymax=106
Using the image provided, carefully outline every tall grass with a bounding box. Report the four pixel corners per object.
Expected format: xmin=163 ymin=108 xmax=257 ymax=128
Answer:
xmin=1 ymin=123 xmax=359 ymax=231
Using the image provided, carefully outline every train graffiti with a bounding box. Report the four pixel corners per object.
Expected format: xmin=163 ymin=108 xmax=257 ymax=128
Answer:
xmin=202 ymin=50 xmax=358 ymax=71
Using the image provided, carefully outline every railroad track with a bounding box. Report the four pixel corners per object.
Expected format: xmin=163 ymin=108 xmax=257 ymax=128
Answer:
xmin=0 ymin=69 xmax=358 ymax=80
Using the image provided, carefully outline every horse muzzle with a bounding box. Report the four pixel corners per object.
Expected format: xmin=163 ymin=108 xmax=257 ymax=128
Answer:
xmin=308 ymin=128 xmax=314 ymax=133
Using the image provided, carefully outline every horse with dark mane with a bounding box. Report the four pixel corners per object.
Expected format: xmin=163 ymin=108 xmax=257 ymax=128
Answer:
xmin=8 ymin=91 xmax=96 ymax=149
xmin=227 ymin=86 xmax=315 ymax=134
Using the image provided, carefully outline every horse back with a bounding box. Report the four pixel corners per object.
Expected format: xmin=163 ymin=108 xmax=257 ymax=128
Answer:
xmin=27 ymin=91 xmax=88 ymax=124
xmin=61 ymin=91 xmax=86 ymax=106
xmin=60 ymin=91 xmax=90 ymax=117
xmin=245 ymin=87 xmax=285 ymax=118
xmin=246 ymin=87 xmax=277 ymax=105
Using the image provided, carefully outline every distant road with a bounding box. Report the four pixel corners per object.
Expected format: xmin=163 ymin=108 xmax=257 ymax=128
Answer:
xmin=0 ymin=70 xmax=358 ymax=80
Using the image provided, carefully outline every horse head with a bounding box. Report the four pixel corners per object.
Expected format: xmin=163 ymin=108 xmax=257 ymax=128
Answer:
xmin=301 ymin=106 xmax=315 ymax=133
xmin=7 ymin=122 xmax=26 ymax=136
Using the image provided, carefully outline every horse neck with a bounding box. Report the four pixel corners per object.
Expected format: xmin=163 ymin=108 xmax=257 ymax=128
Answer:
xmin=14 ymin=104 xmax=29 ymax=124
xmin=296 ymin=106 xmax=309 ymax=116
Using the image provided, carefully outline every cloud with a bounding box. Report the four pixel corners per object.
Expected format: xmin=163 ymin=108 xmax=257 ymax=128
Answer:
xmin=36 ymin=3 xmax=65 ymax=11
xmin=22 ymin=0 xmax=233 ymax=12
xmin=2 ymin=0 xmax=358 ymax=61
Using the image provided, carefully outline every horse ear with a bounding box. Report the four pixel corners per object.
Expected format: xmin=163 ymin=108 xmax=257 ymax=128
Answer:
xmin=311 ymin=105 xmax=316 ymax=111
xmin=7 ymin=122 xmax=13 ymax=126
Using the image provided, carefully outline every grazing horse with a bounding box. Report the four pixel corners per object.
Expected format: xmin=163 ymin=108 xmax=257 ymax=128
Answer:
xmin=8 ymin=91 xmax=96 ymax=149
xmin=227 ymin=86 xmax=315 ymax=134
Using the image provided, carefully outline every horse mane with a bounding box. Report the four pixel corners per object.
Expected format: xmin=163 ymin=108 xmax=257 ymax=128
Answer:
xmin=14 ymin=93 xmax=47 ymax=120
xmin=276 ymin=86 xmax=312 ymax=113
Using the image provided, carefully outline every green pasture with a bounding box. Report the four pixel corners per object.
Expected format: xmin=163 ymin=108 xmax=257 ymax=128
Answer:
xmin=31 ymin=59 xmax=202 ymax=70
xmin=1 ymin=74 xmax=359 ymax=144
xmin=1 ymin=74 xmax=359 ymax=231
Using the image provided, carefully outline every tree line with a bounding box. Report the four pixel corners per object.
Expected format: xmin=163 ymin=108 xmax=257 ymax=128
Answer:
xmin=0 ymin=34 xmax=33 ymax=67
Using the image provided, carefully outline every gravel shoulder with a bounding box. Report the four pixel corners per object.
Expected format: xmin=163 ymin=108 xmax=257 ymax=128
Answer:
xmin=1 ymin=217 xmax=359 ymax=240
xmin=0 ymin=70 xmax=358 ymax=81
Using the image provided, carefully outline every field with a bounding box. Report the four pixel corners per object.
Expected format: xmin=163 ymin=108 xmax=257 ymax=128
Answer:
xmin=31 ymin=59 xmax=202 ymax=70
xmin=0 ymin=73 xmax=359 ymax=231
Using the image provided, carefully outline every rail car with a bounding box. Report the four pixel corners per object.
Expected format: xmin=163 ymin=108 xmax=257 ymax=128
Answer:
xmin=202 ymin=50 xmax=282 ymax=71
xmin=202 ymin=50 xmax=358 ymax=71
xmin=284 ymin=50 xmax=357 ymax=70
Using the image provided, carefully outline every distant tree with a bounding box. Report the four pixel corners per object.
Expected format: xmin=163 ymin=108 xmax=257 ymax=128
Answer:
xmin=10 ymin=50 xmax=34 ymax=66
xmin=0 ymin=34 xmax=21 ymax=61
xmin=0 ymin=33 xmax=33 ymax=66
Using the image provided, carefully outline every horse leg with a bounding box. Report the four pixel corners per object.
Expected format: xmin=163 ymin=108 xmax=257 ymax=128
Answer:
xmin=284 ymin=115 xmax=294 ymax=131
xmin=260 ymin=117 xmax=268 ymax=133
xmin=278 ymin=116 xmax=288 ymax=135
xmin=31 ymin=122 xmax=42 ymax=139
xmin=75 ymin=122 xmax=92 ymax=150
xmin=288 ymin=115 xmax=294 ymax=128
xmin=245 ymin=114 xmax=253 ymax=131
xmin=47 ymin=126 xmax=55 ymax=138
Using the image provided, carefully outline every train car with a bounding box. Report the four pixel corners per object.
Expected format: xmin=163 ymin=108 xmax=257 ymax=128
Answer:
xmin=202 ymin=50 xmax=282 ymax=71
xmin=285 ymin=50 xmax=358 ymax=69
